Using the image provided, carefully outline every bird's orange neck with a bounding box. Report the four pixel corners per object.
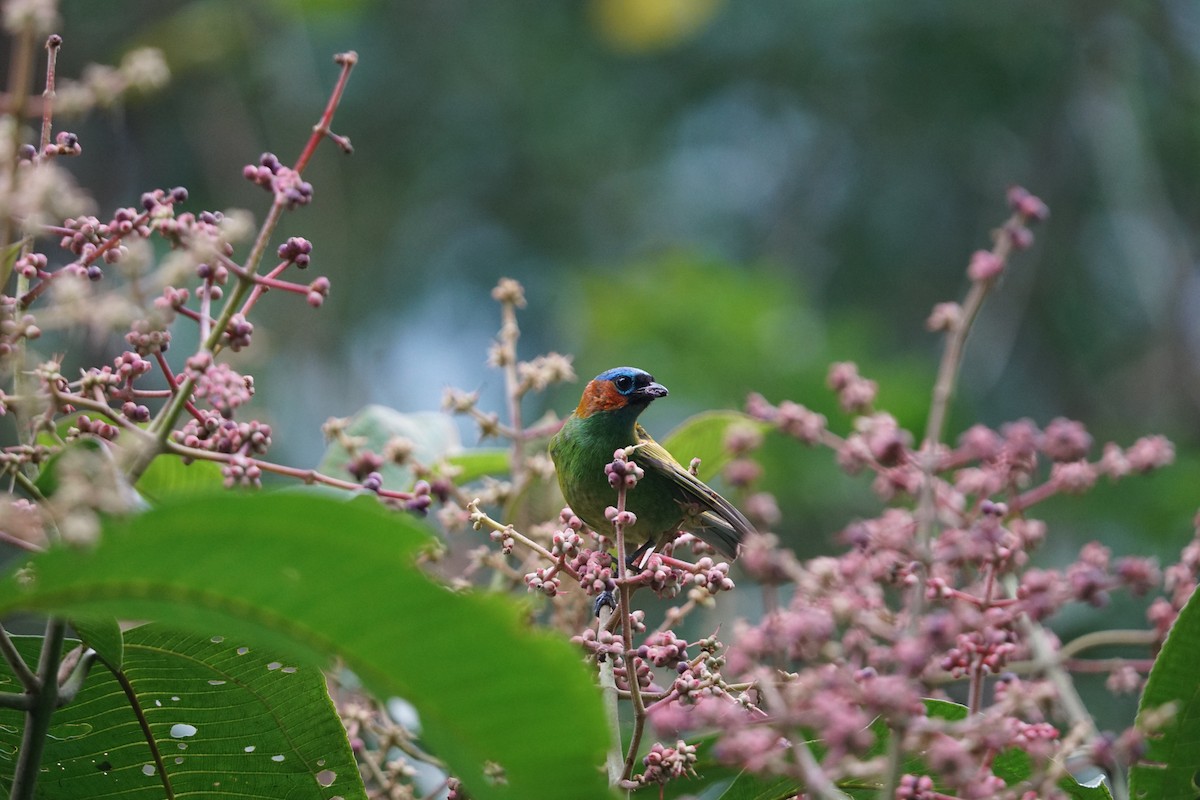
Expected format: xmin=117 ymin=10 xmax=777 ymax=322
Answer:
xmin=575 ymin=380 xmax=627 ymax=418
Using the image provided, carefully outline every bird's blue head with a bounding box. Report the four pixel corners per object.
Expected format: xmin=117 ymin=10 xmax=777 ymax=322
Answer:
xmin=575 ymin=367 xmax=668 ymax=418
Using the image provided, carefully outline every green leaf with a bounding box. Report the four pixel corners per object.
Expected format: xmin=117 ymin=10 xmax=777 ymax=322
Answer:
xmin=711 ymin=775 xmax=802 ymax=799
xmin=1063 ymin=775 xmax=1115 ymax=800
xmin=0 ymin=237 xmax=27 ymax=287
xmin=1130 ymin=586 xmax=1200 ymax=800
xmin=317 ymin=405 xmax=462 ymax=491
xmin=135 ymin=454 xmax=224 ymax=504
xmin=0 ymin=625 xmax=365 ymax=799
xmin=70 ymin=616 xmax=123 ymax=668
xmin=922 ymin=698 xmax=968 ymax=721
xmin=447 ymin=448 xmax=511 ymax=483
xmin=0 ymin=492 xmax=612 ymax=800
xmin=661 ymin=411 xmax=770 ymax=483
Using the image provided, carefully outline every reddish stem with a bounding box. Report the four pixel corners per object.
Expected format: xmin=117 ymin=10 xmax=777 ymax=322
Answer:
xmin=293 ymin=51 xmax=357 ymax=174
xmin=39 ymin=35 xmax=60 ymax=155
xmin=20 ymin=207 xmax=156 ymax=309
xmin=153 ymin=351 xmax=204 ymax=421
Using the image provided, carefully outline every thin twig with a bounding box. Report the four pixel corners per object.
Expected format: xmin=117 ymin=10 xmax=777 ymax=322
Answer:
xmin=0 ymin=623 xmax=37 ymax=692
xmin=37 ymin=35 xmax=58 ymax=156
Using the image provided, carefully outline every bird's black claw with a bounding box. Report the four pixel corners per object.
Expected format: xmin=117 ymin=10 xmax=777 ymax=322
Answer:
xmin=593 ymin=590 xmax=617 ymax=617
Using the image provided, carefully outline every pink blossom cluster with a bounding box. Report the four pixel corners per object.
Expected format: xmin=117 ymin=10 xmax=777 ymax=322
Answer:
xmin=714 ymin=374 xmax=1179 ymax=794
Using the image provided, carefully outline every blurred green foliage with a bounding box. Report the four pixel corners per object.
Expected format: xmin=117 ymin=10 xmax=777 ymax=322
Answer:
xmin=41 ymin=0 xmax=1200 ymax=559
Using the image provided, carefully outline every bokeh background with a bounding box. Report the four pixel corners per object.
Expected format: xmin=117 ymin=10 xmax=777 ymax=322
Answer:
xmin=43 ymin=0 xmax=1200 ymax=725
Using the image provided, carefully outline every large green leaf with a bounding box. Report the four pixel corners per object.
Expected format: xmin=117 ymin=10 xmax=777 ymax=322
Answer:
xmin=0 ymin=492 xmax=612 ymax=800
xmin=447 ymin=448 xmax=511 ymax=483
xmin=135 ymin=453 xmax=225 ymax=504
xmin=70 ymin=616 xmax=124 ymax=668
xmin=1130 ymin=587 xmax=1200 ymax=800
xmin=0 ymin=625 xmax=364 ymax=799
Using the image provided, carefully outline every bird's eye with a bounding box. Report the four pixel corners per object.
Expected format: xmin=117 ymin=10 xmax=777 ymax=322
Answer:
xmin=613 ymin=374 xmax=634 ymax=393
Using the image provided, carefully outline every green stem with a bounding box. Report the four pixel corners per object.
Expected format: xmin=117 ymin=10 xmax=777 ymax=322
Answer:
xmin=0 ymin=623 xmax=38 ymax=691
xmin=0 ymin=692 xmax=32 ymax=711
xmin=10 ymin=617 xmax=66 ymax=800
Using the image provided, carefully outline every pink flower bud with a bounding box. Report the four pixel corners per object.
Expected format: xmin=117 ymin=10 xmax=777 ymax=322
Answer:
xmin=967 ymin=249 xmax=1004 ymax=282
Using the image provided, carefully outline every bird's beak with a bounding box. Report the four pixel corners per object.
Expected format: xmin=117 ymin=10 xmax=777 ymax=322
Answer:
xmin=633 ymin=381 xmax=668 ymax=401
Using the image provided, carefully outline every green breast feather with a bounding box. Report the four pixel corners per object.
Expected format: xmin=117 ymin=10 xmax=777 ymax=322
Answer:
xmin=550 ymin=416 xmax=748 ymax=557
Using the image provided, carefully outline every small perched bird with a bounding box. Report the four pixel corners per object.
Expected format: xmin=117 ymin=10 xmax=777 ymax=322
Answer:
xmin=549 ymin=366 xmax=753 ymax=560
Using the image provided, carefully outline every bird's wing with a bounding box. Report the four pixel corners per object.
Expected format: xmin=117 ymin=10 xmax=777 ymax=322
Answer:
xmin=631 ymin=424 xmax=754 ymax=557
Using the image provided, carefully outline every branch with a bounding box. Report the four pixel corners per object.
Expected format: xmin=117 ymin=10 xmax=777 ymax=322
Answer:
xmin=10 ymin=617 xmax=67 ymax=800
xmin=134 ymin=53 xmax=357 ymax=481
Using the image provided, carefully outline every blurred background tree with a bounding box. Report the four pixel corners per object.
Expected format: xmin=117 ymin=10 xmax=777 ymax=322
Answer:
xmin=44 ymin=0 xmax=1198 ymax=648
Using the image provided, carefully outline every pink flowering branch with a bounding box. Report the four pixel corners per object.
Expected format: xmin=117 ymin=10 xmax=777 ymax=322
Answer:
xmin=892 ymin=190 xmax=1048 ymax=796
xmin=725 ymin=188 xmax=1183 ymax=798
xmin=20 ymin=201 xmax=171 ymax=309
xmin=135 ymin=52 xmax=357 ymax=480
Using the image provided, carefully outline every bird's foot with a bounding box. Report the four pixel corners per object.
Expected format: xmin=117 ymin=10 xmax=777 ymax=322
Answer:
xmin=592 ymin=590 xmax=617 ymax=617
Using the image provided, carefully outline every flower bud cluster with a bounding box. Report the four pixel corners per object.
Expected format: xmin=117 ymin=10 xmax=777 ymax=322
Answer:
xmin=746 ymin=392 xmax=826 ymax=444
xmin=572 ymin=627 xmax=624 ymax=663
xmin=635 ymin=740 xmax=696 ymax=786
xmin=605 ymin=449 xmax=644 ymax=489
xmin=244 ymin=152 xmax=314 ymax=210
xmin=633 ymin=553 xmax=684 ymax=598
xmin=682 ymin=555 xmax=734 ymax=596
xmin=191 ymin=362 xmax=254 ymax=417
xmin=174 ymin=410 xmax=272 ymax=460
xmin=524 ymin=566 xmax=561 ymax=597
xmin=637 ymin=630 xmax=689 ymax=669
xmin=569 ymin=549 xmax=617 ymax=598
xmin=827 ymin=361 xmax=877 ymax=413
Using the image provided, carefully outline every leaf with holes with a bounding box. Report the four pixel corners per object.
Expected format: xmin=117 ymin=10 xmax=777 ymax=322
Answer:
xmin=0 ymin=491 xmax=612 ymax=800
xmin=0 ymin=625 xmax=362 ymax=798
